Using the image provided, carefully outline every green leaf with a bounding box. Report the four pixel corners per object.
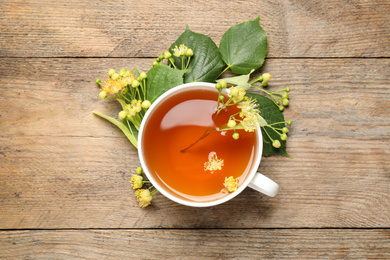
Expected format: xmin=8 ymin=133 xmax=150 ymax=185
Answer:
xmin=246 ymin=93 xmax=290 ymax=157
xmin=219 ymin=16 xmax=267 ymax=75
xmin=146 ymin=65 xmax=186 ymax=103
xmin=93 ymin=111 xmax=138 ymax=149
xmin=216 ymin=69 xmax=254 ymax=90
xmin=170 ymin=26 xmax=225 ymax=83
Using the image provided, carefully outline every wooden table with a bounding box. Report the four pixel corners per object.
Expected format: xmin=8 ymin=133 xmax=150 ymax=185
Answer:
xmin=1 ymin=0 xmax=389 ymax=258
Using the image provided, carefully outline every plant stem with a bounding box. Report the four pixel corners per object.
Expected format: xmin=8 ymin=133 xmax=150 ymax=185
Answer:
xmin=186 ymin=56 xmax=191 ymax=69
xmin=180 ymin=129 xmax=217 ymax=153
xmin=217 ymin=65 xmax=231 ymax=78
xmin=262 ymin=126 xmax=274 ymax=142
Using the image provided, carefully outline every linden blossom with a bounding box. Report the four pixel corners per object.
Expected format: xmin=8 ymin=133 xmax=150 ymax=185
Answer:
xmin=223 ymin=176 xmax=239 ymax=193
xmin=204 ymin=154 xmax=224 ymax=172
xmin=135 ymin=189 xmax=154 ymax=208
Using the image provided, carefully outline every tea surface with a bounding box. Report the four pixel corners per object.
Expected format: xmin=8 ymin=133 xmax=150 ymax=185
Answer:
xmin=143 ymin=89 xmax=257 ymax=202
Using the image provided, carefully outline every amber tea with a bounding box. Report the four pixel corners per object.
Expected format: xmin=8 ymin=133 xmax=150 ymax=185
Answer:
xmin=141 ymin=88 xmax=257 ymax=202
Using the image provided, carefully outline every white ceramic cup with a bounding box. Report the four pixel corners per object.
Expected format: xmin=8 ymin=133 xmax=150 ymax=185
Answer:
xmin=138 ymin=82 xmax=279 ymax=207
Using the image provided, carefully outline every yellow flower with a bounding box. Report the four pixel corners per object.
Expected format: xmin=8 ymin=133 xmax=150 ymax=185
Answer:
xmin=130 ymin=174 xmax=143 ymax=189
xmin=224 ymin=176 xmax=239 ymax=193
xmin=126 ymin=99 xmax=142 ymax=116
xmin=240 ymin=114 xmax=259 ymax=132
xmin=100 ymin=70 xmax=134 ymax=95
xmin=120 ymin=73 xmax=134 ymax=87
xmin=132 ymin=99 xmax=142 ymax=113
xmin=204 ymin=154 xmax=224 ymax=171
xmin=172 ymin=44 xmax=189 ymax=57
xmin=237 ymin=99 xmax=260 ymax=118
xmin=135 ymin=189 xmax=153 ymax=208
xmin=228 ymin=87 xmax=246 ymax=104
xmin=100 ymin=78 xmax=122 ymax=94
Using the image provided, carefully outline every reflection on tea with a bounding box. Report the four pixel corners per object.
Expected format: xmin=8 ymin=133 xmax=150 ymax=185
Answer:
xmin=142 ymin=88 xmax=257 ymax=202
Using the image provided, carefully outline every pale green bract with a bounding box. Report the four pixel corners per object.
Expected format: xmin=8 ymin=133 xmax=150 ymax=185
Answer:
xmin=216 ymin=69 xmax=255 ymax=90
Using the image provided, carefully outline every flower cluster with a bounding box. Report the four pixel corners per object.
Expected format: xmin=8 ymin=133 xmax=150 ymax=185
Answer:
xmin=95 ymin=67 xmax=151 ymax=143
xmin=172 ymin=44 xmax=194 ymax=57
xmin=251 ymin=73 xmax=290 ymax=112
xmin=214 ymin=80 xmax=263 ymax=138
xmin=213 ymin=76 xmax=292 ymax=149
xmin=151 ymin=44 xmax=193 ymax=71
xmin=130 ymin=167 xmax=158 ymax=208
xmin=262 ymin=120 xmax=292 ymax=148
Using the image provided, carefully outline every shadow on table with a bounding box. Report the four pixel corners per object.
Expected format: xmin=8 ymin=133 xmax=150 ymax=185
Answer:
xmin=147 ymin=188 xmax=279 ymax=228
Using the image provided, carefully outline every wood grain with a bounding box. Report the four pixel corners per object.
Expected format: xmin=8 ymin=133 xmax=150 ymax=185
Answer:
xmin=0 ymin=229 xmax=389 ymax=259
xmin=1 ymin=58 xmax=389 ymax=229
xmin=1 ymin=0 xmax=389 ymax=58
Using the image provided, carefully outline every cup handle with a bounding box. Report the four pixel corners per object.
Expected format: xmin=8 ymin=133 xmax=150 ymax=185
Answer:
xmin=248 ymin=172 xmax=279 ymax=197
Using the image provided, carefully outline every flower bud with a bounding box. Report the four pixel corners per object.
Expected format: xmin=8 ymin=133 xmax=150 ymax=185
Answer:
xmin=286 ymin=87 xmax=290 ymax=92
xmin=132 ymin=80 xmax=140 ymax=88
xmin=140 ymin=72 xmax=147 ymax=80
xmin=164 ymin=51 xmax=172 ymax=59
xmin=136 ymin=166 xmax=143 ymax=175
xmin=152 ymin=61 xmax=158 ymax=67
xmin=99 ymin=91 xmax=107 ymax=99
xmin=287 ymin=120 xmax=292 ymax=125
xmin=282 ymin=127 xmax=289 ymax=134
xmin=219 ymin=80 xmax=227 ymax=89
xmin=262 ymin=73 xmax=271 ymax=82
xmin=215 ymin=83 xmax=222 ymax=89
xmin=158 ymin=55 xmax=164 ymax=60
xmin=282 ymin=93 xmax=289 ymax=99
xmin=186 ymin=49 xmax=194 ymax=56
xmin=111 ymin=73 xmax=120 ymax=80
xmin=232 ymin=132 xmax=239 ymax=140
xmin=279 ymin=106 xmax=284 ymax=112
xmin=282 ymin=99 xmax=289 ymax=106
xmin=95 ymin=79 xmax=101 ymax=85
xmin=218 ymin=95 xmax=224 ymax=101
xmin=142 ymin=100 xmax=151 ymax=109
xmin=119 ymin=68 xmax=126 ymax=76
xmin=108 ymin=69 xmax=115 ymax=77
xmin=118 ymin=111 xmax=128 ymax=120
xmin=227 ymin=120 xmax=236 ymax=128
xmin=272 ymin=140 xmax=281 ymax=148
xmin=281 ymin=134 xmax=288 ymax=141
xmin=123 ymin=70 xmax=131 ymax=78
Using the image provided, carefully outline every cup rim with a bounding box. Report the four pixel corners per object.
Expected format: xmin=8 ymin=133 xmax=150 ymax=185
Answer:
xmin=138 ymin=82 xmax=263 ymax=207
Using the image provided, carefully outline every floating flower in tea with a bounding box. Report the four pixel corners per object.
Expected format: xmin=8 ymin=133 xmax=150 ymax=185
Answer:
xmin=223 ymin=176 xmax=239 ymax=193
xmin=204 ymin=154 xmax=224 ymax=172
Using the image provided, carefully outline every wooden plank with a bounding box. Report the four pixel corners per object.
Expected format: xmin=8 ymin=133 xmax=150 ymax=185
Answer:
xmin=0 ymin=0 xmax=389 ymax=58
xmin=0 ymin=58 xmax=389 ymax=229
xmin=0 ymin=229 xmax=389 ymax=259
xmin=0 ymin=135 xmax=389 ymax=229
xmin=0 ymin=58 xmax=389 ymax=137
